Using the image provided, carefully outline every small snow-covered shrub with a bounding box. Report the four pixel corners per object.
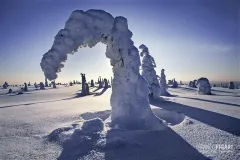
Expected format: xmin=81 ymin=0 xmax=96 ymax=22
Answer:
xmin=196 ymin=77 xmax=211 ymax=95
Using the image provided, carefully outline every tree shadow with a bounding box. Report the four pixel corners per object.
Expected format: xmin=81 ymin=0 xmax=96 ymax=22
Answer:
xmin=179 ymin=96 xmax=240 ymax=107
xmin=150 ymin=99 xmax=240 ymax=136
xmin=104 ymin=128 xmax=210 ymax=160
xmin=211 ymin=89 xmax=235 ymax=94
xmin=92 ymin=88 xmax=101 ymax=92
xmin=94 ymin=88 xmax=108 ymax=97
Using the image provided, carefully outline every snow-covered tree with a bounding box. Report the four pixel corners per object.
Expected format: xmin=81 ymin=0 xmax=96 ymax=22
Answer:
xmin=229 ymin=82 xmax=235 ymax=89
xmin=172 ymin=78 xmax=178 ymax=88
xmin=3 ymin=82 xmax=8 ymax=89
xmin=24 ymin=83 xmax=28 ymax=91
xmin=104 ymin=78 xmax=108 ymax=88
xmin=80 ymin=73 xmax=87 ymax=95
xmin=90 ymin=80 xmax=94 ymax=87
xmin=139 ymin=44 xmax=160 ymax=99
xmin=196 ymin=77 xmax=211 ymax=95
xmin=34 ymin=82 xmax=38 ymax=89
xmin=159 ymin=69 xmax=170 ymax=96
xmin=45 ymin=78 xmax=49 ymax=87
xmin=40 ymin=82 xmax=45 ymax=89
xmin=28 ymin=82 xmax=31 ymax=86
xmin=98 ymin=76 xmax=103 ymax=89
xmin=40 ymin=10 xmax=166 ymax=130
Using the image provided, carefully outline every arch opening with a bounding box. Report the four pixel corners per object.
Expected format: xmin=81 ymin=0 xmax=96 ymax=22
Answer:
xmin=40 ymin=9 xmax=166 ymax=130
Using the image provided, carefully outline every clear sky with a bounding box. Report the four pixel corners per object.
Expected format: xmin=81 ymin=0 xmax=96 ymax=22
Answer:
xmin=0 ymin=0 xmax=239 ymax=85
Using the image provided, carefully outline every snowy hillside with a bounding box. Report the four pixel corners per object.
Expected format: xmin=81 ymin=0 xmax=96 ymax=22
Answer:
xmin=0 ymin=85 xmax=239 ymax=160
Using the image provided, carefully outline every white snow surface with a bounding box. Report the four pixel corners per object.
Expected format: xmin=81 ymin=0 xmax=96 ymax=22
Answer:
xmin=0 ymin=84 xmax=240 ymax=159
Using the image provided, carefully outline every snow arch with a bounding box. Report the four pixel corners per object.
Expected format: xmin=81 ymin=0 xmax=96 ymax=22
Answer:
xmin=40 ymin=9 xmax=166 ymax=130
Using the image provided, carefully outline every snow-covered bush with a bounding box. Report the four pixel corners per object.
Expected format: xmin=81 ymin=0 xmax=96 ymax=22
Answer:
xmin=3 ymin=82 xmax=8 ymax=89
xmin=139 ymin=44 xmax=160 ymax=99
xmin=52 ymin=80 xmax=56 ymax=88
xmin=196 ymin=77 xmax=211 ymax=95
xmin=40 ymin=9 xmax=166 ymax=130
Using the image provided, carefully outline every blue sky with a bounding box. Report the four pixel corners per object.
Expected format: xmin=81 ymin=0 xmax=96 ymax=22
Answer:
xmin=0 ymin=0 xmax=239 ymax=84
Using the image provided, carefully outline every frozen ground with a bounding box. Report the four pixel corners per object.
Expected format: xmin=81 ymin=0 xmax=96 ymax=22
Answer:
xmin=0 ymin=85 xmax=239 ymax=160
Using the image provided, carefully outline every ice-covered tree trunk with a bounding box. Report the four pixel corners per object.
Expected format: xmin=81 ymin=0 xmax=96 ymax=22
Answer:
xmin=139 ymin=44 xmax=160 ymax=99
xmin=40 ymin=10 xmax=165 ymax=130
xmin=196 ymin=77 xmax=212 ymax=95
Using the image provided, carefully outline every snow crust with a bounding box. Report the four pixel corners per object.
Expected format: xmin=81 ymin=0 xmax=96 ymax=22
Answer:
xmin=40 ymin=9 xmax=165 ymax=130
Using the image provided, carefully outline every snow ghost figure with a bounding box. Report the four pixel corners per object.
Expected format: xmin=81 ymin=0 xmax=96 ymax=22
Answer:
xmin=3 ymin=82 xmax=8 ymax=89
xmin=98 ymin=76 xmax=103 ymax=89
xmin=229 ymin=82 xmax=235 ymax=89
xmin=45 ymin=78 xmax=49 ymax=87
xmin=40 ymin=82 xmax=45 ymax=90
xmin=196 ymin=77 xmax=211 ymax=95
xmin=24 ymin=83 xmax=28 ymax=91
xmin=104 ymin=78 xmax=108 ymax=88
xmin=52 ymin=80 xmax=56 ymax=88
xmin=40 ymin=9 xmax=166 ymax=130
xmin=159 ymin=69 xmax=170 ymax=96
xmin=139 ymin=44 xmax=161 ymax=99
xmin=90 ymin=80 xmax=94 ymax=87
xmin=172 ymin=78 xmax=178 ymax=88
xmin=34 ymin=82 xmax=38 ymax=89
xmin=81 ymin=73 xmax=87 ymax=95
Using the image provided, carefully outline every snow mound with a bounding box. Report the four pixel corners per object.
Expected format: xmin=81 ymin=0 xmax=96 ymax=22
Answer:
xmin=152 ymin=107 xmax=185 ymax=126
xmin=80 ymin=110 xmax=111 ymax=121
xmin=81 ymin=118 xmax=104 ymax=133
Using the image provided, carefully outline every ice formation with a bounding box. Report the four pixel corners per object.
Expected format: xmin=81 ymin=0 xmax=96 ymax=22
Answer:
xmin=139 ymin=44 xmax=161 ymax=99
xmin=40 ymin=9 xmax=166 ymax=130
xmin=196 ymin=77 xmax=212 ymax=95
xmin=159 ymin=69 xmax=170 ymax=96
